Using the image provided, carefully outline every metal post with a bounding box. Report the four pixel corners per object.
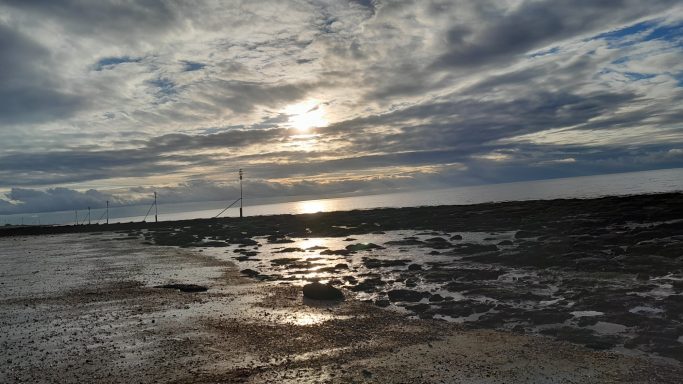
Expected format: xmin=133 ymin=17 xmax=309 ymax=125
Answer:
xmin=239 ymin=168 xmax=243 ymax=218
xmin=75 ymin=210 xmax=78 ymax=226
xmin=106 ymin=200 xmax=109 ymax=225
xmin=154 ymin=192 xmax=158 ymax=223
xmin=88 ymin=207 xmax=91 ymax=225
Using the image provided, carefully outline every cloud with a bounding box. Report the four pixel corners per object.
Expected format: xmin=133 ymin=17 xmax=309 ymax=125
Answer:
xmin=0 ymin=22 xmax=84 ymax=124
xmin=0 ymin=1 xmax=682 ymax=214
xmin=0 ymin=187 xmax=121 ymax=215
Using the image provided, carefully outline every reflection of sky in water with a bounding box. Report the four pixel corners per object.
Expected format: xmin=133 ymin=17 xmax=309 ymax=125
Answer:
xmin=199 ymin=229 xmax=681 ymax=331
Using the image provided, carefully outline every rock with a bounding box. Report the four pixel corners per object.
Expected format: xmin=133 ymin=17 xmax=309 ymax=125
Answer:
xmin=429 ymin=294 xmax=444 ymax=302
xmin=302 ymin=282 xmax=344 ymax=301
xmin=450 ymin=234 xmax=463 ymax=241
xmin=349 ymin=277 xmax=385 ymax=292
xmin=374 ymin=299 xmax=391 ymax=307
xmin=240 ymin=269 xmax=260 ymax=278
xmin=346 ymin=243 xmax=385 ymax=252
xmin=363 ymin=257 xmax=410 ymax=268
xmin=154 ymin=284 xmax=208 ymax=293
xmin=320 ymin=249 xmax=351 ymax=256
xmin=406 ymin=303 xmax=430 ymax=313
xmin=266 ymin=235 xmax=295 ymax=243
xmin=275 ymin=247 xmax=305 ymax=253
xmin=385 ymin=238 xmax=424 ymax=246
xmin=387 ymin=289 xmax=429 ymax=302
xmin=408 ymin=263 xmax=422 ymax=271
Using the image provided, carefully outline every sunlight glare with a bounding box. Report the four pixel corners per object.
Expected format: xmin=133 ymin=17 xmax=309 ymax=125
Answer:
xmin=296 ymin=200 xmax=328 ymax=214
xmin=284 ymin=99 xmax=328 ymax=133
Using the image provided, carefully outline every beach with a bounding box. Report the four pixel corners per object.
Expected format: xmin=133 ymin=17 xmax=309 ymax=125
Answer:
xmin=2 ymin=192 xmax=683 ymax=383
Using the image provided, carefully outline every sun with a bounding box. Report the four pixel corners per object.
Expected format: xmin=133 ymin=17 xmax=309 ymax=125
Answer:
xmin=283 ymin=99 xmax=328 ymax=133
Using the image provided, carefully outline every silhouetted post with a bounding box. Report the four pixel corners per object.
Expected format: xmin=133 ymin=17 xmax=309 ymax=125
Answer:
xmin=75 ymin=210 xmax=78 ymax=226
xmin=154 ymin=192 xmax=158 ymax=223
xmin=106 ymin=200 xmax=109 ymax=225
xmin=88 ymin=207 xmax=91 ymax=225
xmin=239 ymin=168 xmax=243 ymax=218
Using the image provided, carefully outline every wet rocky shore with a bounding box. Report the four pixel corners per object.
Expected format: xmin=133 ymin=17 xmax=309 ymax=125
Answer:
xmin=2 ymin=192 xmax=683 ymax=381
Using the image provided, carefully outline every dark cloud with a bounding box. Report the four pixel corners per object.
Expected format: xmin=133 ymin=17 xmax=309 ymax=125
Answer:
xmin=1 ymin=0 xmax=177 ymax=39
xmin=0 ymin=22 xmax=83 ymax=124
xmin=0 ymin=187 xmax=120 ymax=214
xmin=432 ymin=0 xmax=679 ymax=70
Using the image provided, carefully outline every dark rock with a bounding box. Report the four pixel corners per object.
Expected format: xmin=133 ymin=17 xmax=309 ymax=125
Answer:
xmin=408 ymin=263 xmax=422 ymax=271
xmin=240 ymin=269 xmax=260 ymax=278
xmin=385 ymin=238 xmax=425 ymax=246
xmin=303 ymin=282 xmax=344 ymax=301
xmin=349 ymin=277 xmax=385 ymax=292
xmin=155 ymin=284 xmax=208 ymax=293
xmin=363 ymin=257 xmax=410 ymax=268
xmin=387 ymin=289 xmax=429 ymax=302
xmin=266 ymin=235 xmax=295 ymax=243
xmin=320 ymin=249 xmax=351 ymax=256
xmin=374 ymin=299 xmax=391 ymax=308
xmin=406 ymin=303 xmax=430 ymax=313
xmin=450 ymin=234 xmax=463 ymax=241
xmin=235 ymin=238 xmax=258 ymax=246
xmin=346 ymin=243 xmax=385 ymax=252
xmin=275 ymin=247 xmax=305 ymax=253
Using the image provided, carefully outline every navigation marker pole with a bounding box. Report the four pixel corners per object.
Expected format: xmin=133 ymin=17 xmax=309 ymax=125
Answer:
xmin=75 ymin=210 xmax=78 ymax=226
xmin=106 ymin=201 xmax=109 ymax=225
xmin=88 ymin=207 xmax=91 ymax=225
xmin=239 ymin=169 xmax=243 ymax=218
xmin=154 ymin=192 xmax=158 ymax=223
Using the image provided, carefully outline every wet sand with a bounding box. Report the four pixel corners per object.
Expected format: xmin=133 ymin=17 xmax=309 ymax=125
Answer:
xmin=2 ymin=193 xmax=683 ymax=382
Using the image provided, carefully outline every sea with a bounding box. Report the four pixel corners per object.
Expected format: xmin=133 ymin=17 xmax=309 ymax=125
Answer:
xmin=3 ymin=167 xmax=683 ymax=226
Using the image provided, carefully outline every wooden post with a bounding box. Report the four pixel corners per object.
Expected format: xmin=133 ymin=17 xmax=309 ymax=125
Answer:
xmin=154 ymin=192 xmax=158 ymax=223
xmin=106 ymin=200 xmax=109 ymax=225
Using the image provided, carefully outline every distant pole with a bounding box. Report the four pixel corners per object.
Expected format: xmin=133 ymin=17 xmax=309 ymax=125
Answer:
xmin=239 ymin=168 xmax=243 ymax=218
xmin=88 ymin=207 xmax=91 ymax=225
xmin=106 ymin=200 xmax=109 ymax=225
xmin=154 ymin=192 xmax=158 ymax=223
xmin=75 ymin=210 xmax=78 ymax=226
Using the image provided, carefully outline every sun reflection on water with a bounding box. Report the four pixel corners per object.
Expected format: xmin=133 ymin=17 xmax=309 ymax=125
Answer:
xmin=297 ymin=237 xmax=329 ymax=250
xmin=295 ymin=199 xmax=340 ymax=214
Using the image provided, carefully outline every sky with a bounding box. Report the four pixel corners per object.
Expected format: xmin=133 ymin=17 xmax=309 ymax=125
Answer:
xmin=1 ymin=0 xmax=683 ymax=214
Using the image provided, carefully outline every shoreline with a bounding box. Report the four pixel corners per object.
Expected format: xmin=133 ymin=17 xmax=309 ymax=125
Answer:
xmin=2 ymin=191 xmax=682 ymax=238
